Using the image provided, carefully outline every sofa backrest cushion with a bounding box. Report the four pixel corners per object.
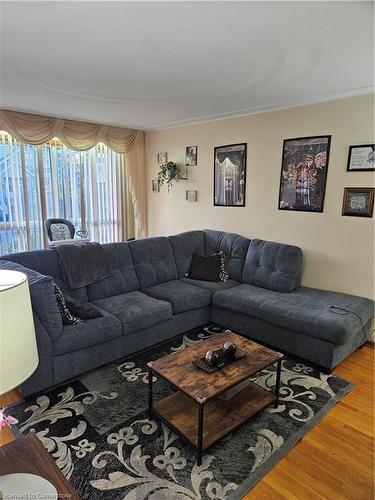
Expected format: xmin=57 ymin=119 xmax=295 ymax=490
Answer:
xmin=2 ymin=249 xmax=88 ymax=301
xmin=129 ymin=237 xmax=178 ymax=288
xmin=169 ymin=230 xmax=205 ymax=277
xmin=0 ymin=259 xmax=63 ymax=340
xmin=242 ymin=239 xmax=303 ymax=293
xmin=87 ymin=243 xmax=139 ymax=300
xmin=203 ymin=229 xmax=250 ymax=281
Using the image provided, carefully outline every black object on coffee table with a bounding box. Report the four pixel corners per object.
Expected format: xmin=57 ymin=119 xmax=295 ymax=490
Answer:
xmin=193 ymin=346 xmax=246 ymax=373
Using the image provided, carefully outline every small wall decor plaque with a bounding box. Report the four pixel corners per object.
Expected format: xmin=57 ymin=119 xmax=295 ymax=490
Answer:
xmin=186 ymin=190 xmax=198 ymax=202
xmin=157 ymin=152 xmax=167 ymax=164
xmin=152 ymin=179 xmax=159 ymax=192
xmin=185 ymin=146 xmax=198 ymax=166
xmin=346 ymin=145 xmax=375 ymax=172
xmin=342 ymin=187 xmax=374 ymax=217
xmin=179 ymin=165 xmax=188 ymax=180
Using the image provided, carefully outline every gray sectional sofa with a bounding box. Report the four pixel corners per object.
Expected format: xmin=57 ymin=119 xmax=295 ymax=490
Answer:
xmin=1 ymin=229 xmax=373 ymax=397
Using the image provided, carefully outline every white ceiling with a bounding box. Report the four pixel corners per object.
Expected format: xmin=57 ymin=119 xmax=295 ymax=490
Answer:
xmin=1 ymin=1 xmax=373 ymax=129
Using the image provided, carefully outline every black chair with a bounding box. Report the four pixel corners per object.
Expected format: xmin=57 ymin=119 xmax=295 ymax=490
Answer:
xmin=44 ymin=218 xmax=87 ymax=242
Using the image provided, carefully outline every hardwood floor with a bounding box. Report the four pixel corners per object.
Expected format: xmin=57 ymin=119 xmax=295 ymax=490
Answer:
xmin=0 ymin=345 xmax=373 ymax=499
xmin=245 ymin=344 xmax=374 ymax=500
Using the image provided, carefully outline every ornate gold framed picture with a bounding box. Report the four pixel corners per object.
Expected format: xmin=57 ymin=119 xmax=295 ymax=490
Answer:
xmin=342 ymin=187 xmax=374 ymax=217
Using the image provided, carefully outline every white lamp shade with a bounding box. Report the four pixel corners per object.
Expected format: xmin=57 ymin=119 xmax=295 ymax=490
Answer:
xmin=0 ymin=270 xmax=39 ymax=394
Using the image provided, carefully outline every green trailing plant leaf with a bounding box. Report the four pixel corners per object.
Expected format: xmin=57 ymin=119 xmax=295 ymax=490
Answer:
xmin=157 ymin=162 xmax=181 ymax=191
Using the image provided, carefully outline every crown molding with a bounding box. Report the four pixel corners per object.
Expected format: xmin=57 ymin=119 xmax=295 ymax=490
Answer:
xmin=146 ymin=87 xmax=374 ymax=131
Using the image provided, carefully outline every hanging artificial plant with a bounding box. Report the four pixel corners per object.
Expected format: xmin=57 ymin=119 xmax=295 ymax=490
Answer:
xmin=157 ymin=161 xmax=181 ymax=192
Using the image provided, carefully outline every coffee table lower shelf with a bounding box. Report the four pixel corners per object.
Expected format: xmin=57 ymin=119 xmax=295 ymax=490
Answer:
xmin=152 ymin=381 xmax=275 ymax=452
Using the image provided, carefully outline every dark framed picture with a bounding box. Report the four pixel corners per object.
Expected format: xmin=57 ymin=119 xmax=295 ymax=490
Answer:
xmin=185 ymin=146 xmax=197 ymax=166
xmin=152 ymin=179 xmax=159 ymax=192
xmin=346 ymin=145 xmax=375 ymax=172
xmin=214 ymin=143 xmax=247 ymax=207
xmin=278 ymin=135 xmax=331 ymax=212
xmin=157 ymin=152 xmax=167 ymax=164
xmin=342 ymin=187 xmax=374 ymax=217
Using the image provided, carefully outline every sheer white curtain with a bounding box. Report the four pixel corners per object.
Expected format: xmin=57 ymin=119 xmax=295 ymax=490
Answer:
xmin=0 ymin=110 xmax=147 ymax=238
xmin=84 ymin=144 xmax=133 ymax=243
xmin=0 ymin=132 xmax=134 ymax=255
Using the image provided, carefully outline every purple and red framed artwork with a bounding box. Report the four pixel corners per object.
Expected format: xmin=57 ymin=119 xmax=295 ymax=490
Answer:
xmin=278 ymin=135 xmax=331 ymax=213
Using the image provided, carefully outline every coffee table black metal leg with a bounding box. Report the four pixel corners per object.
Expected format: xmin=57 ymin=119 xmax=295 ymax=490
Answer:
xmin=197 ymin=404 xmax=204 ymax=466
xmin=148 ymin=366 xmax=153 ymax=419
xmin=274 ymin=358 xmax=282 ymax=408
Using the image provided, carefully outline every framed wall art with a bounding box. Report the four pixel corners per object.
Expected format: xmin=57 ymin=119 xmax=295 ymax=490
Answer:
xmin=157 ymin=152 xmax=167 ymax=164
xmin=152 ymin=179 xmax=159 ymax=192
xmin=278 ymin=135 xmax=331 ymax=212
xmin=346 ymin=144 xmax=375 ymax=172
xmin=214 ymin=143 xmax=247 ymax=207
xmin=185 ymin=146 xmax=197 ymax=166
xmin=342 ymin=187 xmax=374 ymax=217
xmin=186 ymin=190 xmax=198 ymax=202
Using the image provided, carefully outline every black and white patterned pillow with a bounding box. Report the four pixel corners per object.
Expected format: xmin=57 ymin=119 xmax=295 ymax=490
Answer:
xmin=215 ymin=250 xmax=229 ymax=282
xmin=50 ymin=223 xmax=71 ymax=241
xmin=53 ymin=283 xmax=84 ymax=325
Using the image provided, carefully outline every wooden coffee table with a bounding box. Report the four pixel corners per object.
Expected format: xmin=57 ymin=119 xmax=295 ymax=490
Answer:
xmin=147 ymin=331 xmax=283 ymax=465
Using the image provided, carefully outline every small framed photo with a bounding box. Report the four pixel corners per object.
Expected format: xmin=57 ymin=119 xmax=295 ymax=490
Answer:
xmin=152 ymin=179 xmax=159 ymax=192
xmin=157 ymin=152 xmax=167 ymax=164
xmin=185 ymin=146 xmax=198 ymax=166
xmin=342 ymin=187 xmax=374 ymax=217
xmin=180 ymin=165 xmax=188 ymax=180
xmin=347 ymin=145 xmax=375 ymax=172
xmin=186 ymin=190 xmax=198 ymax=202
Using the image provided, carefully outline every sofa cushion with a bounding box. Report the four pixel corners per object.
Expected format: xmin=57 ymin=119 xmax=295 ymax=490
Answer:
xmin=0 ymin=259 xmax=63 ymax=340
xmin=169 ymin=230 xmax=205 ymax=277
xmin=213 ymin=283 xmax=374 ymax=345
xmin=1 ymin=249 xmax=88 ymax=301
xmin=143 ymin=280 xmax=212 ymax=314
xmin=93 ymin=291 xmax=172 ymax=335
xmin=53 ymin=306 xmax=122 ymax=355
xmin=203 ymin=229 xmax=250 ymax=281
xmin=64 ymin=296 xmax=103 ymax=320
xmin=129 ymin=237 xmax=178 ymax=288
xmin=182 ymin=277 xmax=240 ymax=293
xmin=242 ymin=239 xmax=303 ymax=293
xmin=87 ymin=243 xmax=139 ymax=301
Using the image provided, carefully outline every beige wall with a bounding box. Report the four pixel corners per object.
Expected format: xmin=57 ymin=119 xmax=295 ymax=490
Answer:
xmin=145 ymin=95 xmax=375 ymax=299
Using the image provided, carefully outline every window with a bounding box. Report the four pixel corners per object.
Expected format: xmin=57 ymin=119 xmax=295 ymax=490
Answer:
xmin=0 ymin=132 xmax=135 ymax=255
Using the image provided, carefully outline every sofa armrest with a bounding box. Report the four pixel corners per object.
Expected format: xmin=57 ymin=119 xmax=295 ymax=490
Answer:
xmin=19 ymin=314 xmax=54 ymax=397
xmin=0 ymin=259 xmax=63 ymax=340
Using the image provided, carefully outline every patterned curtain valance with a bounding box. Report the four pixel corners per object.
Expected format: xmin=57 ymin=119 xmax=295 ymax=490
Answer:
xmin=0 ymin=109 xmax=141 ymax=153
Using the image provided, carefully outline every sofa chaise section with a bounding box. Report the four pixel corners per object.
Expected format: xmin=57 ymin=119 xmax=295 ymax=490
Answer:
xmin=213 ymin=284 xmax=373 ymax=345
xmin=212 ymin=238 xmax=373 ymax=370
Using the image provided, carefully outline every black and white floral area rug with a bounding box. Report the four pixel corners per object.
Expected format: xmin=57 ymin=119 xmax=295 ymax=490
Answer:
xmin=11 ymin=325 xmax=353 ymax=500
